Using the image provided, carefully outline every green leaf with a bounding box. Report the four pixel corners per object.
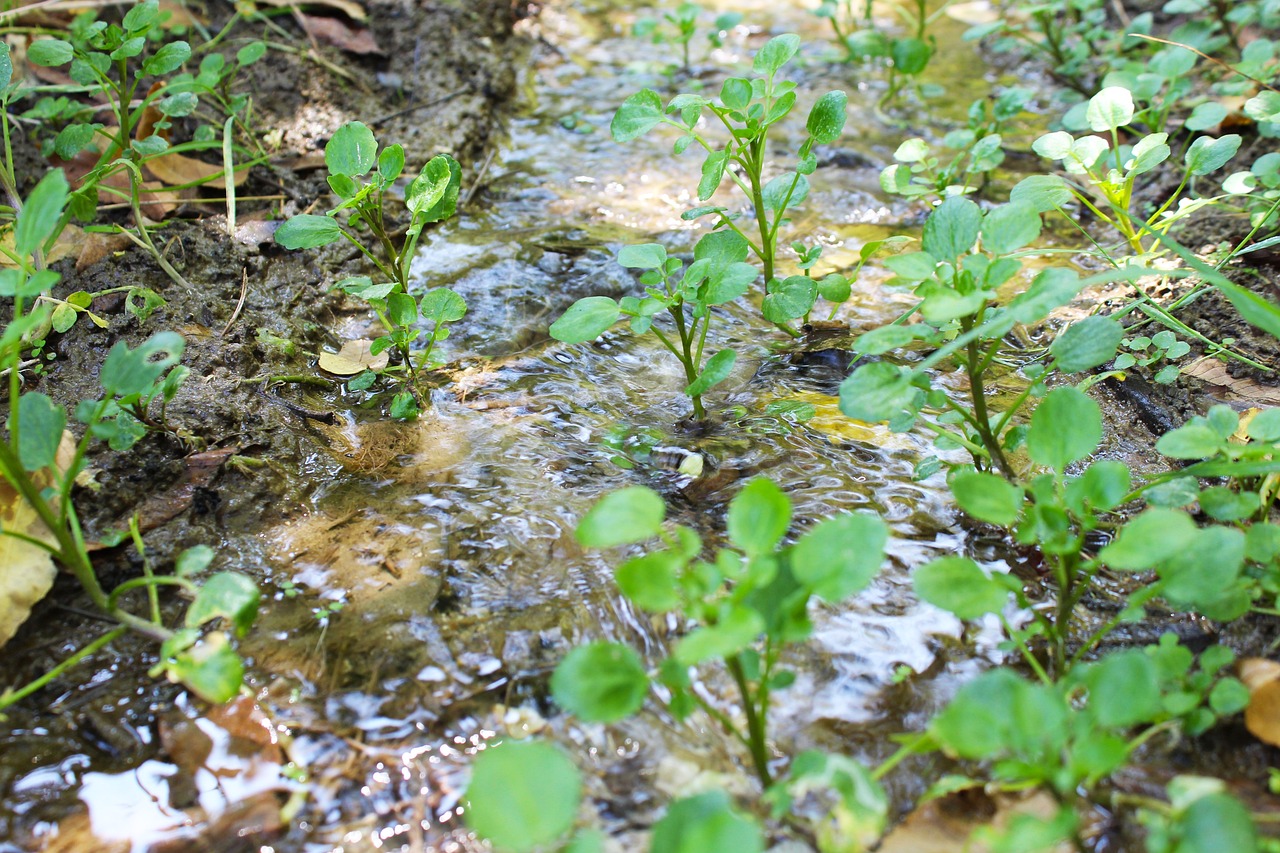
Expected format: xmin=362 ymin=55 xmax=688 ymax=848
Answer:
xmin=325 ymin=121 xmax=378 ymax=178
xmin=50 ymin=301 xmax=76 ymax=333
xmin=612 ymin=89 xmax=665 ymax=142
xmin=981 ymin=202 xmax=1041 ymax=255
xmin=950 ymin=471 xmax=1024 ymax=526
xmin=1160 ymin=526 xmax=1246 ymax=613
xmin=185 ymin=572 xmax=259 ymax=637
xmin=17 ymin=393 xmax=66 ymax=472
xmin=15 ymin=169 xmax=69 ymax=258
xmin=0 ymin=42 xmax=11 ymax=89
xmin=618 ymin=243 xmax=667 ymax=269
xmin=698 ymin=150 xmax=728 ymax=200
xmin=675 ymin=604 xmax=764 ymax=664
xmin=720 ymin=77 xmax=751 ymax=109
xmin=387 ymin=291 xmax=417 ymax=327
xmin=1100 ymin=508 xmax=1198 ymax=570
xmin=1050 ymin=316 xmax=1124 ymax=372
xmin=651 ymin=791 xmax=763 ymax=853
xmin=1007 ymin=267 xmax=1080 ymax=323
xmin=839 ymin=362 xmax=920 ymax=423
xmin=806 ymin=90 xmax=848 ymax=144
xmin=275 ymin=214 xmax=342 ymax=249
xmin=616 ymin=550 xmax=683 ymax=612
xmin=406 ymin=153 xmax=457 ymax=219
xmin=175 ymin=544 xmax=215 ymax=577
xmin=1066 ymin=461 xmax=1131 ymax=512
xmin=753 ymin=33 xmax=801 ymax=76
xmin=727 ymin=477 xmax=791 ymax=556
xmin=165 ymin=631 xmax=244 ymax=703
xmin=1156 ymin=423 xmax=1225 ymax=459
xmin=27 ymin=39 xmax=73 ymax=67
xmin=890 ymin=37 xmax=931 ymax=74
xmin=100 ymin=332 xmax=185 ymax=397
xmin=551 ymin=642 xmax=649 ymax=722
xmin=142 ymin=40 xmax=190 ymax=76
xmin=686 ymin=348 xmax=736 ymax=398
xmin=1198 ymin=486 xmax=1259 ymax=522
xmin=1247 ymin=408 xmax=1280 ymax=442
xmin=1087 ymin=86 xmax=1134 ymax=132
xmin=761 ymin=172 xmax=809 ymax=212
xmin=1173 ymin=792 xmax=1258 ymax=853
xmin=1128 ymin=132 xmax=1170 ymax=175
xmin=1245 ymin=90 xmax=1280 ymax=124
xmin=1185 ymin=134 xmax=1241 ymax=176
xmin=577 ymin=486 xmax=665 ymax=547
xmin=790 ymin=512 xmax=887 ymax=601
xmin=914 ymin=556 xmax=1009 ymax=619
xmin=883 ymin=251 xmax=937 ymax=280
xmin=550 ymin=296 xmax=620 ymax=344
xmin=1010 ymin=174 xmax=1072 ymax=212
xmin=123 ymin=0 xmax=160 ymax=32
xmin=466 ymin=740 xmax=581 ymax=853
xmin=922 ymin=196 xmax=982 ymax=261
xmin=1083 ymin=650 xmax=1160 ymax=727
xmin=420 ymin=288 xmax=466 ymax=324
xmin=1026 ymin=387 xmax=1100 ymax=470
xmin=762 ymin=275 xmax=816 ymax=323
xmin=378 ymin=144 xmax=405 ymax=183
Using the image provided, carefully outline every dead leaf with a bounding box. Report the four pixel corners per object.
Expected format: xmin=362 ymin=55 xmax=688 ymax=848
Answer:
xmin=1181 ymin=359 xmax=1280 ymax=405
xmin=253 ymin=0 xmax=367 ymax=21
xmin=96 ymin=446 xmax=239 ymax=543
xmin=1241 ymin=658 xmax=1280 ymax=747
xmin=144 ymin=150 xmax=252 ymax=190
xmin=318 ymin=339 xmax=388 ymax=375
xmin=76 ymin=230 xmax=133 ymax=271
xmin=0 ymin=430 xmax=75 ymax=649
xmin=296 ymin=12 xmax=382 ymax=54
xmin=782 ymin=391 xmax=921 ymax=451
xmin=158 ymin=0 xmax=208 ymax=28
xmin=0 ymin=223 xmax=85 ymax=268
xmin=879 ymin=789 xmax=1072 ymax=853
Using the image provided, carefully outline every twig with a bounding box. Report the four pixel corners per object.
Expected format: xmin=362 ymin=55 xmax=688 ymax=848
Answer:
xmin=367 ymin=90 xmax=469 ymax=128
xmin=222 ymin=268 xmax=249 ymax=335
xmin=463 ymin=145 xmax=497 ymax=208
xmin=0 ymin=0 xmax=128 ymax=23
xmin=1128 ymin=34 xmax=1280 ymax=92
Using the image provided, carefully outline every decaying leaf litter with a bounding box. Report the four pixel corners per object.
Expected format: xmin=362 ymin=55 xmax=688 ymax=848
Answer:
xmin=2 ymin=0 xmax=1280 ymax=850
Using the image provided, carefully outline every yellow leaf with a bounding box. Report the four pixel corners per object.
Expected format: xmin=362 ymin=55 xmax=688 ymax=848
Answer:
xmin=317 ymin=339 xmax=388 ymax=376
xmin=783 ymin=391 xmax=920 ymax=451
xmin=1242 ymin=658 xmax=1280 ymax=747
xmin=0 ymin=430 xmax=75 ymax=649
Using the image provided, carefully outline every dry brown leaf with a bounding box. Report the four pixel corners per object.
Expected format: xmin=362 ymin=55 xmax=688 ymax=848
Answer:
xmin=296 ymin=12 xmax=382 ymax=54
xmin=1241 ymin=658 xmax=1280 ymax=747
xmin=76 ymin=230 xmax=133 ymax=271
xmin=144 ymin=150 xmax=252 ymax=190
xmin=253 ymin=0 xmax=367 ymax=21
xmin=318 ymin=339 xmax=388 ymax=375
xmin=158 ymin=0 xmax=208 ymax=28
xmin=0 ymin=223 xmax=84 ymax=268
xmin=0 ymin=430 xmax=75 ymax=649
xmin=1181 ymin=359 xmax=1280 ymax=405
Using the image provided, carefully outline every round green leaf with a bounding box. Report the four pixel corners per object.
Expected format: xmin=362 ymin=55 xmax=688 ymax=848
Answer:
xmin=17 ymin=392 xmax=66 ymax=472
xmin=791 ymin=512 xmax=887 ymax=601
xmin=142 ymin=41 xmax=191 ymax=76
xmin=752 ymin=33 xmax=801 ymax=76
xmin=1026 ymin=387 xmax=1100 ymax=470
xmin=762 ymin=275 xmax=817 ymax=323
xmin=950 ymin=470 xmax=1024 ymax=526
xmin=727 ymin=477 xmax=791 ymax=556
xmin=981 ymin=202 xmax=1041 ymax=255
xmin=922 ymin=196 xmax=982 ymax=261
xmin=616 ymin=551 xmax=683 ymax=612
xmin=551 ymin=642 xmax=649 ymax=722
xmin=685 ymin=348 xmax=736 ymax=398
xmin=325 ymin=121 xmax=378 ymax=178
xmin=611 ymin=89 xmax=665 ymax=142
xmin=577 ymin=486 xmax=665 ymax=547
xmin=651 ymin=791 xmax=763 ymax=853
xmin=806 ymin=90 xmax=848 ymax=144
xmin=1050 ymin=316 xmax=1124 ymax=373
xmin=466 ymin=740 xmax=581 ymax=853
xmin=420 ymin=288 xmax=466 ymax=324
xmin=27 ymin=39 xmax=73 ymax=67
xmin=914 ymin=556 xmax=1009 ymax=619
xmin=839 ymin=362 xmax=921 ymax=423
xmin=1086 ymin=86 xmax=1134 ymax=132
xmin=550 ymin=296 xmax=620 ymax=344
xmin=275 ymin=214 xmax=343 ymax=250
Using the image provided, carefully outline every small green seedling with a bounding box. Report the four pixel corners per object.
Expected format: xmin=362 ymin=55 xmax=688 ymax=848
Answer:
xmin=274 ymin=121 xmax=465 ymax=419
xmin=611 ymin=34 xmax=853 ymax=335
xmin=1113 ymin=330 xmax=1191 ymax=383
xmin=633 ymin=2 xmax=743 ymax=77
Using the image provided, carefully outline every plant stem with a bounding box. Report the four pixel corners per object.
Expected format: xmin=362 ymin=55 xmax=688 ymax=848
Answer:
xmin=727 ymin=654 xmax=772 ymax=785
xmin=0 ymin=627 xmax=128 ymax=711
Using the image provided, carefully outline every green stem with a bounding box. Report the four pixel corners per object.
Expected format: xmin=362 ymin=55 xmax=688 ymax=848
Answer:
xmin=727 ymin=654 xmax=772 ymax=785
xmin=0 ymin=627 xmax=128 ymax=711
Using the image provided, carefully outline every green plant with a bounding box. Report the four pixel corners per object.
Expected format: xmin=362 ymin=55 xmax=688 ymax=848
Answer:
xmin=610 ymin=35 xmax=853 ymax=336
xmin=274 ymin=121 xmax=464 ymax=419
xmin=0 ymin=169 xmax=258 ymax=712
xmin=21 ymin=0 xmax=255 ymax=290
xmin=814 ymin=0 xmax=947 ymax=109
xmin=550 ymin=233 xmax=756 ymax=419
xmin=464 ymin=477 xmax=891 ymax=851
xmin=1224 ymin=152 xmax=1280 ymax=232
xmin=633 ymin=2 xmax=743 ymax=77
xmin=1112 ymin=330 xmax=1191 ymax=383
xmin=1021 ymin=86 xmax=1242 ymax=256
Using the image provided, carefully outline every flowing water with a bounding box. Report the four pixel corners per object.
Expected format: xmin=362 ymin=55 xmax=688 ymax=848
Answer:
xmin=2 ymin=1 xmax=1065 ymax=850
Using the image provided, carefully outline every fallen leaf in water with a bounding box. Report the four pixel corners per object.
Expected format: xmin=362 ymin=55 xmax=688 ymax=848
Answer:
xmin=783 ymin=391 xmax=920 ymax=451
xmin=0 ymin=431 xmax=75 ymax=649
xmin=1181 ymin=359 xmax=1280 ymax=405
xmin=1241 ymin=658 xmax=1280 ymax=747
xmin=318 ymin=339 xmax=388 ymax=375
xmin=296 ymin=12 xmax=382 ymax=54
xmin=253 ymin=0 xmax=367 ymax=21
xmin=945 ymin=0 xmax=998 ymax=24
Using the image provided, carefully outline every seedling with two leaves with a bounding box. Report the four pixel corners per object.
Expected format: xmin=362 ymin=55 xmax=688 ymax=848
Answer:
xmin=274 ymin=121 xmax=465 ymax=419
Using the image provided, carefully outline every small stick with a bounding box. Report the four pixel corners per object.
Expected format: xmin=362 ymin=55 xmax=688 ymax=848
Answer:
xmin=222 ymin=268 xmax=249 ymax=335
xmin=463 ymin=145 xmax=497 ymax=208
xmin=1128 ymin=34 xmax=1279 ymax=92
xmin=367 ymin=90 xmax=468 ymax=128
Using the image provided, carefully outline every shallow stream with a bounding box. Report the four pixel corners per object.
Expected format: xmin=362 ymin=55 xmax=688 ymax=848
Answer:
xmin=2 ymin=1 xmax=1090 ymax=850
